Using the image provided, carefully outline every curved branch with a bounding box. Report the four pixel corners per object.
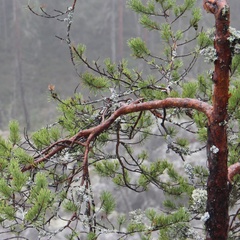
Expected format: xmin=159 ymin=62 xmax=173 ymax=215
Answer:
xmin=22 ymin=98 xmax=212 ymax=172
xmin=228 ymin=162 xmax=240 ymax=183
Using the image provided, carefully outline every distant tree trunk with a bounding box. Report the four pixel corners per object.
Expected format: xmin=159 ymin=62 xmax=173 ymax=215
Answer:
xmin=117 ymin=0 xmax=123 ymax=61
xmin=13 ymin=1 xmax=30 ymax=130
xmin=111 ymin=0 xmax=116 ymax=62
xmin=205 ymin=1 xmax=231 ymax=239
xmin=1 ymin=0 xmax=8 ymax=47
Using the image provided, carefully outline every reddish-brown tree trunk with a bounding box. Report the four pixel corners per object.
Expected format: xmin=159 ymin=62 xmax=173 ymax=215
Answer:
xmin=204 ymin=1 xmax=231 ymax=239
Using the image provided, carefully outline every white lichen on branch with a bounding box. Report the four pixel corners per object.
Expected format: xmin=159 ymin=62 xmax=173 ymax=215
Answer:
xmin=200 ymin=46 xmax=217 ymax=63
xmin=228 ymin=27 xmax=240 ymax=55
xmin=201 ymin=212 xmax=210 ymax=222
xmin=191 ymin=188 xmax=207 ymax=212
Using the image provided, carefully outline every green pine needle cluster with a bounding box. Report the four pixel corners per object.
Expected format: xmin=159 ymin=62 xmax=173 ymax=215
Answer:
xmin=82 ymin=72 xmax=111 ymax=93
xmin=94 ymin=160 xmax=120 ymax=177
xmin=8 ymin=120 xmax=21 ymax=146
xmin=25 ymin=173 xmax=54 ymax=224
xmin=229 ymin=79 xmax=240 ymax=118
xmin=128 ymin=37 xmax=150 ymax=58
xmin=100 ymin=191 xmax=116 ymax=215
xmin=182 ymin=82 xmax=198 ymax=98
xmin=32 ymin=127 xmax=59 ymax=150
xmin=9 ymin=160 xmax=28 ymax=192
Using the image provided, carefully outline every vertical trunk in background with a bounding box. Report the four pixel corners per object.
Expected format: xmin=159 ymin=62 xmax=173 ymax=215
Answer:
xmin=111 ymin=0 xmax=116 ymax=62
xmin=142 ymin=29 xmax=149 ymax=47
xmin=117 ymin=0 xmax=123 ymax=61
xmin=1 ymin=0 xmax=8 ymax=47
xmin=13 ymin=1 xmax=30 ymax=130
xmin=205 ymin=1 xmax=231 ymax=239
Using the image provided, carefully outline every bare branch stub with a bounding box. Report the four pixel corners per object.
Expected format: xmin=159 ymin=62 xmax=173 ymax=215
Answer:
xmin=203 ymin=0 xmax=218 ymax=14
xmin=228 ymin=162 xmax=240 ymax=183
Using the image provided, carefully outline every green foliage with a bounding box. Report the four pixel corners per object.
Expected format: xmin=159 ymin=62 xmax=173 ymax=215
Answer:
xmin=87 ymin=232 xmax=97 ymax=240
xmin=63 ymin=200 xmax=78 ymax=212
xmin=57 ymin=93 xmax=95 ymax=135
xmin=166 ymin=126 xmax=178 ymax=138
xmin=127 ymin=222 xmax=145 ymax=233
xmin=160 ymin=23 xmax=171 ymax=42
xmin=175 ymin=30 xmax=183 ymax=41
xmin=197 ymin=74 xmax=212 ymax=100
xmin=127 ymin=0 xmax=156 ymax=15
xmin=167 ymin=166 xmax=193 ymax=194
xmin=8 ymin=120 xmax=21 ymax=146
xmin=138 ymin=160 xmax=171 ymax=189
xmin=138 ymin=77 xmax=168 ymax=100
xmin=100 ymin=191 xmax=116 ymax=215
xmin=146 ymin=207 xmax=190 ymax=228
xmin=96 ymin=132 xmax=109 ymax=147
xmin=25 ymin=188 xmax=53 ymax=224
xmin=0 ymin=202 xmax=15 ymax=220
xmin=139 ymin=14 xmax=160 ymax=30
xmin=0 ymin=158 xmax=8 ymax=172
xmin=113 ymin=171 xmax=131 ymax=186
xmin=9 ymin=160 xmax=28 ymax=191
xmin=231 ymin=54 xmax=240 ymax=76
xmin=12 ymin=148 xmax=34 ymax=165
xmin=175 ymin=138 xmax=189 ymax=148
xmin=104 ymin=58 xmax=117 ymax=76
xmin=182 ymin=82 xmax=198 ymax=98
xmin=75 ymin=43 xmax=86 ymax=58
xmin=197 ymin=31 xmax=213 ymax=49
xmin=0 ymin=136 xmax=12 ymax=158
xmin=182 ymin=0 xmax=196 ymax=10
xmin=128 ymin=37 xmax=150 ymax=58
xmin=197 ymin=127 xmax=208 ymax=142
xmin=160 ymin=0 xmax=175 ymax=11
xmin=193 ymin=111 xmax=207 ymax=128
xmin=173 ymin=0 xmax=196 ymax=16
xmin=22 ymin=173 xmax=54 ymax=225
xmin=28 ymin=173 xmax=48 ymax=201
xmin=65 ymin=232 xmax=80 ymax=240
xmin=159 ymin=222 xmax=192 ymax=240
xmin=190 ymin=8 xmax=201 ymax=30
xmin=0 ymin=178 xmax=12 ymax=199
xmin=94 ymin=160 xmax=120 ymax=177
xmin=117 ymin=214 xmax=126 ymax=227
xmin=193 ymin=166 xmax=209 ymax=179
xmin=32 ymin=128 xmax=51 ymax=149
xmin=49 ymin=127 xmax=61 ymax=142
xmin=163 ymin=199 xmax=177 ymax=210
xmin=228 ymin=79 xmax=240 ymax=118
xmin=2 ymin=0 xmax=240 ymax=239
xmin=82 ymin=72 xmax=110 ymax=92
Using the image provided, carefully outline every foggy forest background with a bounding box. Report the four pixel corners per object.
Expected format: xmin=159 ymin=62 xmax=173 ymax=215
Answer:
xmin=0 ymin=0 xmax=239 ymax=133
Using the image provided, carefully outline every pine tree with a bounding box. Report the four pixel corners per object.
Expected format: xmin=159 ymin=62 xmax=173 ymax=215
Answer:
xmin=1 ymin=0 xmax=240 ymax=239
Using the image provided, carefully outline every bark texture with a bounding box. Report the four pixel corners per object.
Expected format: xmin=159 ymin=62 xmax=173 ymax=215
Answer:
xmin=204 ymin=1 xmax=231 ymax=239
